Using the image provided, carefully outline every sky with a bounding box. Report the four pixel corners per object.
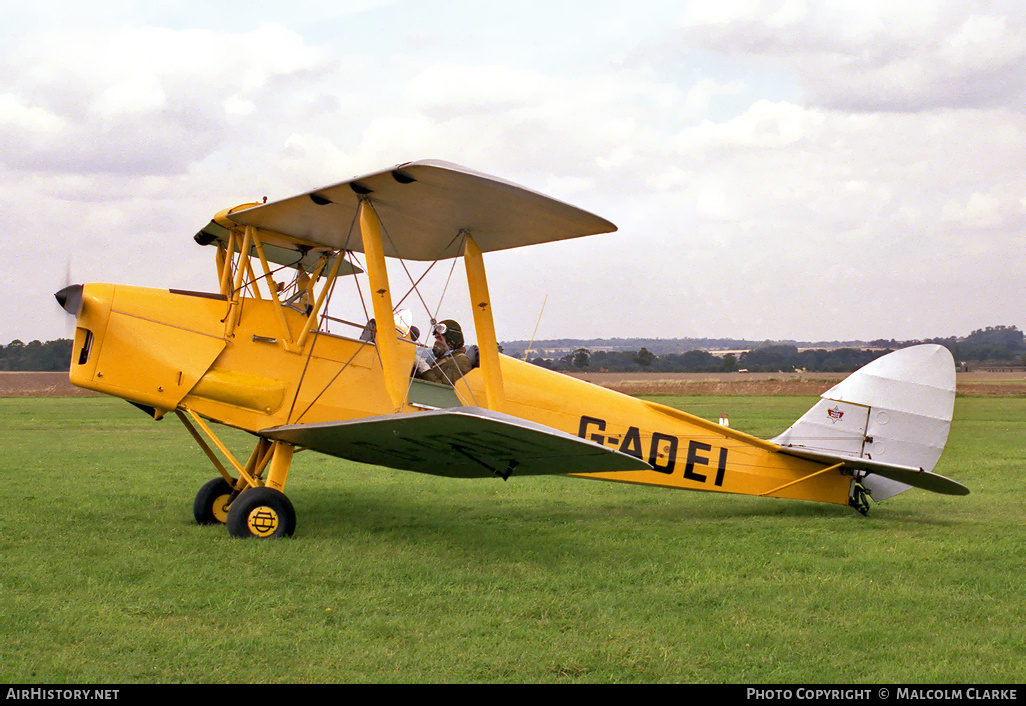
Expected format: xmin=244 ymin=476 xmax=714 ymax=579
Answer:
xmin=3 ymin=0 xmax=1024 ymax=346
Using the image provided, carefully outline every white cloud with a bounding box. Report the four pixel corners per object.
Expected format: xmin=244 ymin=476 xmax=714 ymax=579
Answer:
xmin=0 ymin=93 xmax=67 ymax=132
xmin=941 ymin=191 xmax=1024 ymax=230
xmin=942 ymin=14 xmax=1021 ymax=68
xmin=682 ymin=78 xmax=745 ymax=117
xmin=224 ymin=95 xmax=256 ymax=117
xmin=1 ymin=23 xmax=334 ymax=176
xmin=677 ymin=99 xmax=817 ymax=153
xmin=672 ymin=1 xmax=1026 ymax=112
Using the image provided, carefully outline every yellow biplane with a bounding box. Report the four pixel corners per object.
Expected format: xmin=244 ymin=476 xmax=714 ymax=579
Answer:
xmin=55 ymin=160 xmax=968 ymax=538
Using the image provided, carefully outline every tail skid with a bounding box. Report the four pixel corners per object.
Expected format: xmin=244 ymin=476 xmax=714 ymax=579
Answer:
xmin=771 ymin=345 xmax=966 ymax=510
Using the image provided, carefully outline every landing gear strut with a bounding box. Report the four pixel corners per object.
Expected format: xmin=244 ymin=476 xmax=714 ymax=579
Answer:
xmin=179 ymin=409 xmax=298 ymax=538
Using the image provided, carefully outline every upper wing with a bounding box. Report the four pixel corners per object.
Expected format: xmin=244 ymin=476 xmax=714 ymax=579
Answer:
xmin=262 ymin=407 xmax=651 ymax=479
xmin=224 ymin=160 xmax=617 ymax=261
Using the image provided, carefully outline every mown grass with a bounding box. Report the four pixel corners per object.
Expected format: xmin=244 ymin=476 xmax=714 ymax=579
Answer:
xmin=0 ymin=396 xmax=1022 ymax=683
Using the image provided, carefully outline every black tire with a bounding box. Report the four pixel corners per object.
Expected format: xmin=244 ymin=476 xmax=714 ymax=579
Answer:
xmin=193 ymin=477 xmax=235 ymax=525
xmin=226 ymin=487 xmax=297 ymax=539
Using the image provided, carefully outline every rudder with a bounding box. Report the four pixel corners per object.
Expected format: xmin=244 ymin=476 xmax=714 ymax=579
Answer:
xmin=771 ymin=344 xmax=957 ymax=502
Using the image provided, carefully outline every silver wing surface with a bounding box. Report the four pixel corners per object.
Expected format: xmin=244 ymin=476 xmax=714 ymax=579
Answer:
xmin=225 ymin=160 xmax=617 ymax=261
xmin=262 ymin=407 xmax=651 ymax=479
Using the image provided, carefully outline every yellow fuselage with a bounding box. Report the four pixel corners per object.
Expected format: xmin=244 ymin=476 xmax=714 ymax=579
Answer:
xmin=69 ymin=283 xmax=851 ymax=507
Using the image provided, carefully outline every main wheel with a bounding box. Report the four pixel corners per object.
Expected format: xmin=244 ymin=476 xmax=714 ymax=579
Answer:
xmin=226 ymin=487 xmax=297 ymax=539
xmin=193 ymin=477 xmax=235 ymax=525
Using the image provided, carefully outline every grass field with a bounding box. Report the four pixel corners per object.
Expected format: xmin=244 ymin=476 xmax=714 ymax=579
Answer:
xmin=1 ymin=395 xmax=1022 ymax=683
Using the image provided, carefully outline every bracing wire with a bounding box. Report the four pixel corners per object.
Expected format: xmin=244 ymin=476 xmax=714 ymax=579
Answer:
xmin=372 ymin=202 xmax=468 ymax=331
xmin=288 ymin=208 xmax=363 ymax=422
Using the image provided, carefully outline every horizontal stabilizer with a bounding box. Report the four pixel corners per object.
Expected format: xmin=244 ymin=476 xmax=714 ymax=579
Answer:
xmin=262 ymin=407 xmax=651 ymax=479
xmin=777 ymin=446 xmax=969 ymax=496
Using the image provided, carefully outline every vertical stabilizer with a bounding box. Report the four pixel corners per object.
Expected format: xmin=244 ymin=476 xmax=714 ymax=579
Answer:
xmin=771 ymin=345 xmax=956 ymax=501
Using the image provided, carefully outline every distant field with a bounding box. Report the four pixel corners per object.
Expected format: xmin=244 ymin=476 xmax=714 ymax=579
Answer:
xmin=6 ymin=370 xmax=1026 ymax=398
xmin=566 ymin=370 xmax=1026 ymax=396
xmin=0 ymin=372 xmax=96 ymax=397
xmin=0 ymin=396 xmax=1022 ymax=683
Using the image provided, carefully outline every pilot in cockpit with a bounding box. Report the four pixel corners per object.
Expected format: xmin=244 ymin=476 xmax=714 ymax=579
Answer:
xmin=414 ymin=319 xmax=473 ymax=385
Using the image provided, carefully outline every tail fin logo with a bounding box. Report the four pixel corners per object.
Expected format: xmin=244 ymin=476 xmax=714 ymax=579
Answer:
xmin=827 ymin=406 xmax=845 ymax=422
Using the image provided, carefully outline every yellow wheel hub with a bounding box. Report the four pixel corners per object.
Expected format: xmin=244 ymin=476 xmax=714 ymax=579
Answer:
xmin=247 ymin=506 xmax=280 ymax=537
xmin=212 ymin=494 xmax=232 ymax=524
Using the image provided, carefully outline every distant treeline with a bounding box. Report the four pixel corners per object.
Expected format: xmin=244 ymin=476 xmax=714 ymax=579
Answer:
xmin=0 ymin=339 xmax=73 ymax=371
xmin=523 ymin=346 xmax=892 ymax=373
xmin=5 ymin=325 xmax=1024 ymax=373
xmin=506 ymin=326 xmax=1026 ymax=373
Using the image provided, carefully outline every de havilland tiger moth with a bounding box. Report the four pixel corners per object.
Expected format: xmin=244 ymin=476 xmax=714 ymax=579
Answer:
xmin=55 ymin=160 xmax=968 ymax=538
